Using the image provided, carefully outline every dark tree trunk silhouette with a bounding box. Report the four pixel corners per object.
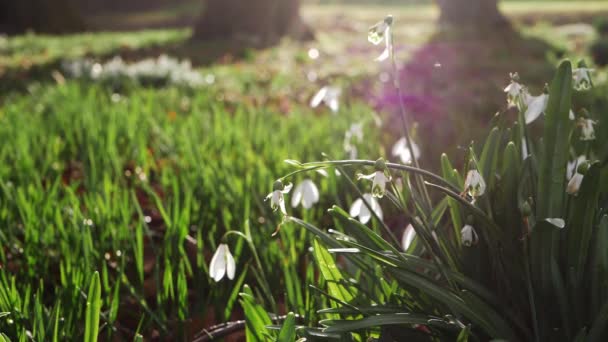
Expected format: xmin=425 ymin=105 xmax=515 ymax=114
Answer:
xmin=0 ymin=0 xmax=85 ymax=35
xmin=436 ymin=0 xmax=509 ymax=29
xmin=193 ymin=0 xmax=312 ymax=45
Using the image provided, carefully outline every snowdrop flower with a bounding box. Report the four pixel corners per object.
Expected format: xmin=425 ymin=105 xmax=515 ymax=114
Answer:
xmin=368 ymin=15 xmax=393 ymax=62
xmin=391 ymin=137 xmax=421 ymax=164
xmin=524 ymin=92 xmax=549 ymax=124
xmin=291 ymin=179 xmax=320 ymax=209
xmin=504 ymin=73 xmax=524 ymax=106
xmin=572 ymin=68 xmax=593 ymax=90
xmin=349 ymin=193 xmax=383 ymax=224
xmin=461 ymin=225 xmax=478 ymax=247
xmin=464 ymin=169 xmax=486 ymax=198
xmin=265 ymin=180 xmax=292 ymax=215
xmin=567 ymin=156 xmax=587 ymax=195
xmin=567 ymin=173 xmax=584 ymax=195
xmin=346 ymin=122 xmax=364 ymax=142
xmin=402 ymin=224 xmax=416 ymax=251
xmin=567 ymin=155 xmax=586 ymax=180
xmin=310 ymin=86 xmax=341 ymax=113
xmin=209 ymin=244 xmax=235 ymax=282
xmin=357 ymin=159 xmax=391 ymax=198
xmin=579 ymin=118 xmax=597 ymax=141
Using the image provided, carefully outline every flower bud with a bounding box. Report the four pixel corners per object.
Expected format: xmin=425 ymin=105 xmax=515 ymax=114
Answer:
xmin=374 ymin=158 xmax=387 ymax=172
xmin=273 ymin=180 xmax=284 ymax=191
xmin=577 ymin=161 xmax=590 ymax=175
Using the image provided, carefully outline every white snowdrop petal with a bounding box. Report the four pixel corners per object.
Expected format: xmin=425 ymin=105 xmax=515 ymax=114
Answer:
xmin=358 ymin=204 xmax=372 ymax=224
xmin=349 ymin=198 xmax=362 ymax=217
xmin=225 ymin=248 xmax=236 ymax=280
xmin=545 ymin=218 xmax=565 ymax=228
xmin=282 ymin=182 xmax=293 ymax=193
xmin=310 ymin=87 xmax=328 ymax=108
xmin=524 ymin=94 xmax=548 ymax=124
xmin=567 ymin=173 xmax=584 ymax=194
xmin=291 ymin=183 xmax=303 ymax=208
xmin=402 ymin=224 xmax=416 ymax=251
xmin=375 ymin=47 xmax=390 ymax=62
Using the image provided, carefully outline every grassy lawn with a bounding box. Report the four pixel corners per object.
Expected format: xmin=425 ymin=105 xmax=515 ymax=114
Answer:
xmin=0 ymin=2 xmax=606 ymax=340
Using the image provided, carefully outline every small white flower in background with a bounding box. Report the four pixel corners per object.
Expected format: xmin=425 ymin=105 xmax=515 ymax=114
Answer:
xmin=572 ymin=68 xmax=594 ymax=90
xmin=464 ymin=169 xmax=486 ymax=199
xmin=368 ymin=15 xmax=394 ymax=62
xmin=402 ymin=224 xmax=416 ymax=251
xmin=391 ymin=137 xmax=421 ymax=164
xmin=265 ymin=180 xmax=293 ymax=215
xmin=344 ymin=123 xmax=364 ymax=159
xmin=461 ymin=224 xmax=478 ymax=247
xmin=344 ymin=122 xmax=363 ymax=159
xmin=358 ymin=170 xmax=391 ymax=198
xmin=569 ymin=109 xmax=575 ymax=120
xmin=209 ymin=244 xmax=235 ymax=282
xmin=524 ymin=93 xmax=549 ymax=124
xmin=310 ymin=86 xmax=341 ymax=113
xmin=579 ymin=118 xmax=597 ymax=141
xmin=291 ymin=179 xmax=320 ymax=209
xmin=349 ymin=193 xmax=383 ymax=224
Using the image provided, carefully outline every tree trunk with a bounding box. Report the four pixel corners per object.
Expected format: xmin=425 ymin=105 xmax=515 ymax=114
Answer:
xmin=436 ymin=0 xmax=509 ymax=29
xmin=0 ymin=0 xmax=85 ymax=35
xmin=193 ymin=0 xmax=312 ymax=45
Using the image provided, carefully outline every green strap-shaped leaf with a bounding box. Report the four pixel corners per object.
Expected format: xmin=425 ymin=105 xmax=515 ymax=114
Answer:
xmin=530 ymin=61 xmax=573 ymax=336
xmin=277 ymin=312 xmax=296 ymax=342
xmin=312 ymin=239 xmax=355 ymax=304
xmin=566 ymin=164 xmax=601 ymax=289
xmin=84 ymin=271 xmax=101 ymax=342
xmin=536 ymin=60 xmax=572 ymax=218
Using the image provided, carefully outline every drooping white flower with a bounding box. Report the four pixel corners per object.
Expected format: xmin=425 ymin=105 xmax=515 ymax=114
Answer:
xmin=291 ymin=179 xmax=320 ymax=209
xmin=349 ymin=193 xmax=383 ymax=224
xmin=524 ymin=93 xmax=549 ymax=124
xmin=569 ymin=109 xmax=575 ymax=120
xmin=572 ymin=68 xmax=594 ymax=90
xmin=461 ymin=225 xmax=478 ymax=247
xmin=265 ymin=181 xmax=293 ymax=215
xmin=209 ymin=243 xmax=236 ymax=282
xmin=579 ymin=118 xmax=597 ymax=141
xmin=310 ymin=86 xmax=341 ymax=113
xmin=504 ymin=80 xmax=524 ymax=106
xmin=402 ymin=224 xmax=416 ymax=251
xmin=358 ymin=170 xmax=392 ymax=198
xmin=464 ymin=169 xmax=486 ymax=198
xmin=567 ymin=155 xmax=586 ymax=180
xmin=368 ymin=16 xmax=393 ymax=62
xmin=567 ymin=173 xmax=584 ymax=195
xmin=391 ymin=137 xmax=421 ymax=164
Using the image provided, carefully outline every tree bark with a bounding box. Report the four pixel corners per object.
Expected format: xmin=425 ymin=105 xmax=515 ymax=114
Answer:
xmin=436 ymin=0 xmax=509 ymax=29
xmin=193 ymin=0 xmax=312 ymax=45
xmin=0 ymin=0 xmax=85 ymax=35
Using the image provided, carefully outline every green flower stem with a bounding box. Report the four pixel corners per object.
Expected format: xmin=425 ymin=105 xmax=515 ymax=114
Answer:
xmin=388 ymin=24 xmax=433 ymax=212
xmin=282 ymin=159 xmax=459 ymax=193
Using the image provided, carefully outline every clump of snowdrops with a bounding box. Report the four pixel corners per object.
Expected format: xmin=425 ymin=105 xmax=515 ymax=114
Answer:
xmin=210 ymin=15 xmax=608 ymax=341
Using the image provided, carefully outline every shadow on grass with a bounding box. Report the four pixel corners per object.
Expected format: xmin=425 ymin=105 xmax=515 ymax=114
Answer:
xmin=375 ymin=26 xmax=562 ymax=169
